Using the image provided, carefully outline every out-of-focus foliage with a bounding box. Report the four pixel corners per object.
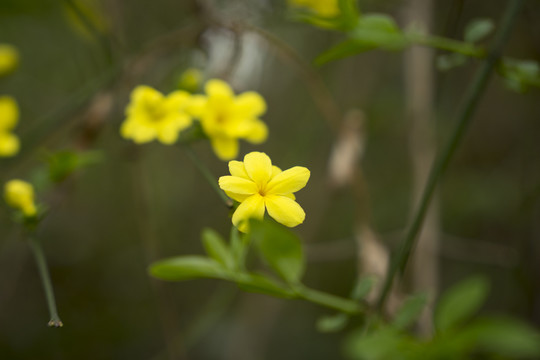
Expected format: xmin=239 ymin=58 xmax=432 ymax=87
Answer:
xmin=344 ymin=277 xmax=540 ymax=360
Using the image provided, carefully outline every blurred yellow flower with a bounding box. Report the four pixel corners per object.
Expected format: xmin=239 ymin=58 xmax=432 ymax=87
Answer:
xmin=288 ymin=0 xmax=340 ymax=17
xmin=189 ymin=79 xmax=268 ymax=160
xmin=0 ymin=44 xmax=18 ymax=76
xmin=121 ymin=86 xmax=193 ymax=145
xmin=219 ymin=152 xmax=310 ymax=232
xmin=4 ymin=179 xmax=37 ymax=217
xmin=0 ymin=96 xmax=20 ymax=157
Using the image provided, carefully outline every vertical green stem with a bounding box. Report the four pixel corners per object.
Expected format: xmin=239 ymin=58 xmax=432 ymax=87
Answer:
xmin=183 ymin=145 xmax=233 ymax=208
xmin=376 ymin=0 xmax=525 ymax=312
xmin=28 ymin=237 xmax=63 ymax=327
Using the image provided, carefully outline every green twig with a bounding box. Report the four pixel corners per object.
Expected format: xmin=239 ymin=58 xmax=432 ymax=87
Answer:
xmin=410 ymin=34 xmax=486 ymax=58
xmin=376 ymin=0 xmax=525 ymax=313
xmin=28 ymin=236 xmax=63 ymax=327
xmin=298 ymin=286 xmax=364 ymax=314
xmin=183 ymin=145 xmax=233 ymax=208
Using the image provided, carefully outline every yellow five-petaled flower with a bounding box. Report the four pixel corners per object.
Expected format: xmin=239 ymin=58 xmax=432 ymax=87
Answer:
xmin=4 ymin=179 xmax=37 ymax=217
xmin=121 ymin=85 xmax=193 ymax=145
xmin=219 ymin=152 xmax=310 ymax=232
xmin=190 ymin=79 xmax=268 ymax=161
xmin=0 ymin=96 xmax=20 ymax=157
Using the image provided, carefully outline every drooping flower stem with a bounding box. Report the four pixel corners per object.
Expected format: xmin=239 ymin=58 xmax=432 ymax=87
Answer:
xmin=183 ymin=145 xmax=233 ymax=208
xmin=28 ymin=236 xmax=63 ymax=327
xmin=376 ymin=0 xmax=525 ymax=313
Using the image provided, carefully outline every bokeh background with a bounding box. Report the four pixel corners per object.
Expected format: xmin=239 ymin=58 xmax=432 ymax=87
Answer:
xmin=1 ymin=0 xmax=540 ymax=359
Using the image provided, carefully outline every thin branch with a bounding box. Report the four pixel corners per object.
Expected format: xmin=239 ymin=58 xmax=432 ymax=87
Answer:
xmin=376 ymin=0 xmax=526 ymax=313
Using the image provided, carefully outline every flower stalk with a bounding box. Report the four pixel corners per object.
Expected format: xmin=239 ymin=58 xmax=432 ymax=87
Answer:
xmin=183 ymin=145 xmax=233 ymax=208
xmin=28 ymin=236 xmax=63 ymax=327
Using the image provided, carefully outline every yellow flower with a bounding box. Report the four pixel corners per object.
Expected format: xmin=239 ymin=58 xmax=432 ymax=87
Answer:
xmin=288 ymin=0 xmax=340 ymax=17
xmin=219 ymin=152 xmax=310 ymax=232
xmin=0 ymin=44 xmax=18 ymax=76
xmin=0 ymin=96 xmax=20 ymax=157
xmin=121 ymin=85 xmax=193 ymax=145
xmin=4 ymin=179 xmax=37 ymax=217
xmin=189 ymin=79 xmax=268 ymax=160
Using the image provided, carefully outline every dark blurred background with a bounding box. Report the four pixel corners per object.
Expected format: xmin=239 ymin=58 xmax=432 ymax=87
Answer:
xmin=1 ymin=0 xmax=540 ymax=359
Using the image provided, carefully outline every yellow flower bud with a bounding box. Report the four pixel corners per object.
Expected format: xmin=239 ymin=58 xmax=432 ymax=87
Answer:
xmin=0 ymin=96 xmax=20 ymax=157
xmin=0 ymin=44 xmax=19 ymax=76
xmin=4 ymin=179 xmax=37 ymax=217
xmin=178 ymin=68 xmax=202 ymax=93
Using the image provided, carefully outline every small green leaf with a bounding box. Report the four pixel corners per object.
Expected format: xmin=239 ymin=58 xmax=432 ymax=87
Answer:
xmin=344 ymin=327 xmax=407 ymax=359
xmin=349 ymin=14 xmax=408 ymax=51
xmin=315 ymin=39 xmax=375 ymax=65
xmin=317 ymin=313 xmax=349 ymax=333
xmin=249 ymin=219 xmax=305 ymax=285
xmin=437 ymin=53 xmax=467 ymax=71
xmin=464 ymin=18 xmax=495 ymax=43
xmin=149 ymin=256 xmax=230 ymax=281
xmin=499 ymin=58 xmax=540 ymax=93
xmin=351 ymin=275 xmax=377 ymax=300
xmin=435 ymin=275 xmax=490 ymax=332
xmin=46 ymin=150 xmax=102 ymax=183
xmin=392 ymin=293 xmax=428 ymax=330
xmin=202 ymin=228 xmax=234 ymax=270
xmin=470 ymin=317 xmax=540 ymax=357
xmin=234 ymin=272 xmax=296 ymax=298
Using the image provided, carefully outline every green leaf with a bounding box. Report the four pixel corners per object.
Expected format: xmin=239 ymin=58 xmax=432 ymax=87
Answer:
xmin=392 ymin=293 xmax=428 ymax=330
xmin=344 ymin=327 xmax=408 ymax=360
xmin=46 ymin=150 xmax=102 ymax=183
xmin=464 ymin=18 xmax=495 ymax=43
xmin=349 ymin=14 xmax=408 ymax=51
xmin=149 ymin=256 xmax=230 ymax=281
xmin=202 ymin=228 xmax=234 ymax=270
xmin=234 ymin=272 xmax=296 ymax=298
xmin=317 ymin=313 xmax=348 ymax=333
xmin=315 ymin=39 xmax=375 ymax=65
xmin=351 ymin=275 xmax=377 ymax=300
xmin=435 ymin=275 xmax=490 ymax=332
xmin=249 ymin=219 xmax=305 ymax=285
xmin=436 ymin=53 xmax=467 ymax=71
xmin=470 ymin=317 xmax=540 ymax=357
xmin=230 ymin=226 xmax=247 ymax=270
xmin=499 ymin=58 xmax=540 ymax=93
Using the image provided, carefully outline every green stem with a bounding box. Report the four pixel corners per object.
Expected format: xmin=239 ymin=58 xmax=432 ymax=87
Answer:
xmin=376 ymin=0 xmax=525 ymax=312
xmin=183 ymin=145 xmax=233 ymax=208
xmin=28 ymin=237 xmax=63 ymax=327
xmin=298 ymin=286 xmax=364 ymax=314
xmin=411 ymin=34 xmax=486 ymax=58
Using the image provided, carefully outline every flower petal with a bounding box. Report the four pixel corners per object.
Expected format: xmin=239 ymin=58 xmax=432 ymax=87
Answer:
xmin=271 ymin=166 xmax=282 ymax=178
xmin=243 ymin=120 xmax=268 ymax=144
xmin=219 ymin=176 xmax=258 ymax=195
xmin=206 ymin=79 xmax=234 ymax=99
xmin=243 ymin=152 xmax=272 ymax=186
xmin=266 ymin=166 xmax=310 ymax=195
xmin=232 ymin=194 xmax=266 ymax=232
xmin=210 ymin=137 xmax=239 ymax=160
xmin=0 ymin=132 xmax=19 ymax=156
xmin=234 ymin=91 xmax=267 ymax=118
xmin=264 ymin=194 xmax=305 ymax=227
xmin=0 ymin=96 xmax=18 ymax=131
xmin=225 ymin=191 xmax=250 ymax=203
xmin=229 ymin=160 xmax=249 ymax=179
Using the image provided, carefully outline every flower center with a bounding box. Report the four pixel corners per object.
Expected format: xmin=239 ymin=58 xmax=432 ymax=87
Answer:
xmin=144 ymin=102 xmax=167 ymax=122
